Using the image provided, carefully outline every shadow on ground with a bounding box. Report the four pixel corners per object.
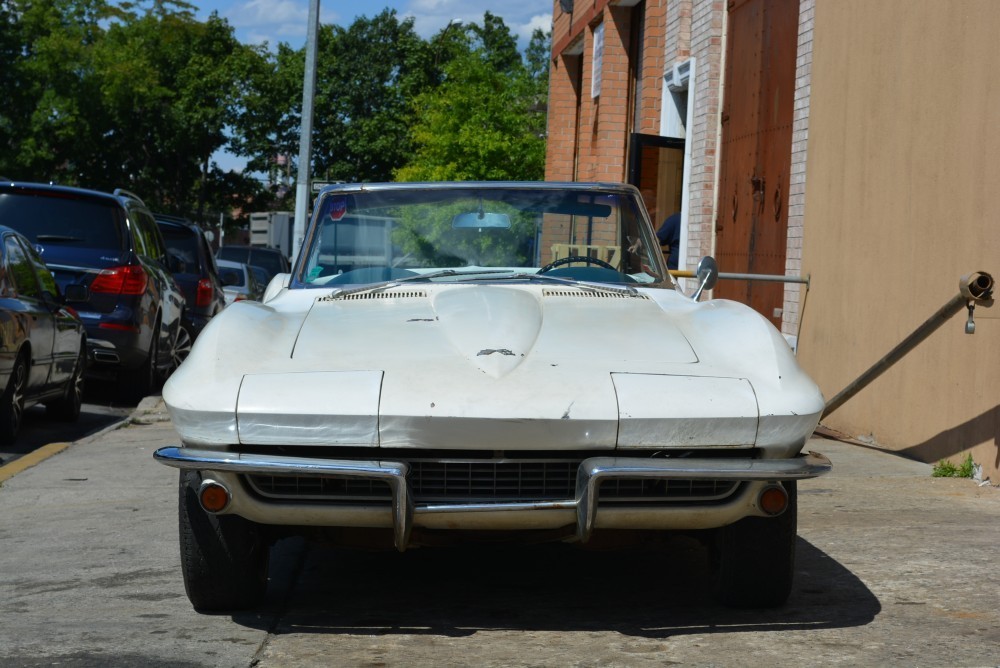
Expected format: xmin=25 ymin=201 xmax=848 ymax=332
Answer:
xmin=0 ymin=381 xmax=139 ymax=466
xmin=232 ymin=535 xmax=880 ymax=639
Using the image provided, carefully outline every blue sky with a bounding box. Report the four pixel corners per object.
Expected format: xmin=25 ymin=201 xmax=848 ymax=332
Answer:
xmin=192 ymin=0 xmax=553 ymax=50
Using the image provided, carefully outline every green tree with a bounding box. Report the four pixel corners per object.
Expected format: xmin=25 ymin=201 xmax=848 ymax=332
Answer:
xmin=0 ymin=0 xmax=272 ymax=222
xmin=0 ymin=0 xmax=117 ymax=180
xmin=228 ymin=40 xmax=303 ymax=193
xmin=311 ymin=9 xmax=435 ymax=183
xmin=91 ymin=8 xmax=270 ymax=218
xmin=395 ymin=18 xmax=550 ymax=182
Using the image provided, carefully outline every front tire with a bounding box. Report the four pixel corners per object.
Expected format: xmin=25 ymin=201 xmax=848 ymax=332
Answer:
xmin=712 ymin=481 xmax=797 ymax=608
xmin=0 ymin=351 xmax=28 ymax=443
xmin=178 ymin=470 xmax=269 ymax=611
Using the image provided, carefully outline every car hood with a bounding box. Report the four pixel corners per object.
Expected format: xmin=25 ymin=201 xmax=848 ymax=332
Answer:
xmin=167 ymin=284 xmax=824 ymax=451
xmin=293 ymin=285 xmax=698 ymax=370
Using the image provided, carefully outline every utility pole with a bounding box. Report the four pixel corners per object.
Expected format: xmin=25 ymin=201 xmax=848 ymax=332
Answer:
xmin=292 ymin=0 xmax=320 ymax=265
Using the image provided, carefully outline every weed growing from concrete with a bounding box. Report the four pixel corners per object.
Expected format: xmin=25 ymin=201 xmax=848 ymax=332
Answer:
xmin=932 ymin=453 xmax=975 ymax=478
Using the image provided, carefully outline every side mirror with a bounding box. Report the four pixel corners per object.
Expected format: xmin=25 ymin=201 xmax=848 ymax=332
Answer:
xmin=691 ymin=256 xmax=718 ymax=302
xmin=63 ymin=284 xmax=90 ymax=303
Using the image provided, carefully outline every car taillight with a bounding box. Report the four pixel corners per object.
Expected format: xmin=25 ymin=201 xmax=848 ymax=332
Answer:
xmin=90 ymin=265 xmax=149 ymax=296
xmin=196 ymin=278 xmax=213 ymax=307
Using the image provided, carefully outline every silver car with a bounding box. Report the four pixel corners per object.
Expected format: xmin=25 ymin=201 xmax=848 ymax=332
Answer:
xmin=216 ymin=259 xmax=263 ymax=305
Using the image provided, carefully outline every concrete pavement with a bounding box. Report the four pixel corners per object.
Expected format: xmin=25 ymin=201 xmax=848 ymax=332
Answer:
xmin=1 ymin=398 xmax=998 ymax=667
xmin=0 ymin=397 xmax=270 ymax=668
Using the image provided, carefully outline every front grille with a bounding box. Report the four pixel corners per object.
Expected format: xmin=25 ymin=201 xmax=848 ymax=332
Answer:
xmin=245 ymin=458 xmax=741 ymax=505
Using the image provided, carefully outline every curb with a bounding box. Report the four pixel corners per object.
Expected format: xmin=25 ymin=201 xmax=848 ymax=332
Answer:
xmin=0 ymin=394 xmax=168 ymax=484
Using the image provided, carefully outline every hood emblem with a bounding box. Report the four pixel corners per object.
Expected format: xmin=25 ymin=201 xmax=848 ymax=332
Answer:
xmin=477 ymin=348 xmax=516 ymax=357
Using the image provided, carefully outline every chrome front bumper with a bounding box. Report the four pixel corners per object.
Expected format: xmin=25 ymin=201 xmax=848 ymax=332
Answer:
xmin=153 ymin=446 xmax=831 ymax=551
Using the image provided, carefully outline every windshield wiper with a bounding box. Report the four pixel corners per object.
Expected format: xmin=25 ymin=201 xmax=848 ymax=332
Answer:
xmin=324 ymin=269 xmax=512 ymax=300
xmin=503 ymin=271 xmax=640 ymax=297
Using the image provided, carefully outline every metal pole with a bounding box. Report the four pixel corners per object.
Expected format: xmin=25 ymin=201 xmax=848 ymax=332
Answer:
xmin=669 ymin=270 xmax=809 ymax=285
xmin=821 ymin=272 xmax=994 ymax=419
xmin=292 ymin=0 xmax=320 ymax=265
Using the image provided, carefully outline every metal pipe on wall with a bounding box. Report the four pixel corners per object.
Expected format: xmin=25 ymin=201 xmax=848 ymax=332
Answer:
xmin=821 ymin=272 xmax=994 ymax=419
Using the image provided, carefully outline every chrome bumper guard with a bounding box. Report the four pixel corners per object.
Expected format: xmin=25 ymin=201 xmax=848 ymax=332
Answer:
xmin=154 ymin=446 xmax=831 ymax=551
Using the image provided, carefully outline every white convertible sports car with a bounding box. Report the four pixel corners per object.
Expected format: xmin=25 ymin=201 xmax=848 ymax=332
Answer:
xmin=155 ymin=181 xmax=830 ymax=611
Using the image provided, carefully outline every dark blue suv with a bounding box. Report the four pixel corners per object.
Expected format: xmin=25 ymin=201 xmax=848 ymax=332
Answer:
xmin=0 ymin=182 xmax=186 ymax=401
xmin=155 ymin=214 xmax=226 ymax=350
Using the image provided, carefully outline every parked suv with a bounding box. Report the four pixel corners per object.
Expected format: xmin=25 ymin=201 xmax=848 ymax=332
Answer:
xmin=154 ymin=214 xmax=225 ymax=362
xmin=0 ymin=182 xmax=185 ymax=401
xmin=216 ymin=245 xmax=289 ymax=284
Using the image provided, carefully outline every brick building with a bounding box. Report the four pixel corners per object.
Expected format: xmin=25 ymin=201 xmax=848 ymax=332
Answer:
xmin=545 ymin=0 xmax=1000 ymax=481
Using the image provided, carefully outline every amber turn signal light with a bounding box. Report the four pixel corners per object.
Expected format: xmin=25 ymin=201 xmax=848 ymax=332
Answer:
xmin=758 ymin=484 xmax=788 ymax=516
xmin=198 ymin=480 xmax=231 ymax=513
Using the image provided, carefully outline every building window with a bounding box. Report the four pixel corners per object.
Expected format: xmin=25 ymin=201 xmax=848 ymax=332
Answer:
xmin=591 ymin=22 xmax=605 ymax=98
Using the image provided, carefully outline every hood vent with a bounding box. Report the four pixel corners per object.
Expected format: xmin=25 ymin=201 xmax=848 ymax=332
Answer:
xmin=318 ymin=289 xmax=428 ymax=302
xmin=542 ymin=288 xmax=650 ymax=300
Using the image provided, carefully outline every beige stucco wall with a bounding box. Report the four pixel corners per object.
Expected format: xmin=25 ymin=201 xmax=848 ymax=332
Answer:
xmin=799 ymin=0 xmax=1000 ymax=479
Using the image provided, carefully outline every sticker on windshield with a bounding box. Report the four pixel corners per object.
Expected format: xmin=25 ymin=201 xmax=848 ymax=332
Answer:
xmin=327 ymin=196 xmax=347 ymax=221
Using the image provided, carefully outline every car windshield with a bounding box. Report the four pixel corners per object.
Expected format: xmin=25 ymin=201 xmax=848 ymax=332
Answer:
xmin=0 ymin=191 xmax=124 ymax=249
xmin=294 ymin=184 xmax=669 ymax=288
xmin=159 ymin=225 xmax=198 ymax=269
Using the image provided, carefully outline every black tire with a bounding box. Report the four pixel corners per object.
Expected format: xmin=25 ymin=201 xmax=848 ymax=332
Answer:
xmin=0 ymin=351 xmax=28 ymax=444
xmin=119 ymin=324 xmax=158 ymax=403
xmin=712 ymin=481 xmax=797 ymax=608
xmin=46 ymin=348 xmax=86 ymax=422
xmin=178 ymin=470 xmax=269 ymax=611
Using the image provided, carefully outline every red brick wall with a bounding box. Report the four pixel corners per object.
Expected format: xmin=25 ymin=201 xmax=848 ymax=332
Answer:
xmin=545 ymin=50 xmax=581 ymax=182
xmin=546 ymin=1 xmax=669 ymax=184
xmin=637 ymin=2 xmax=666 ymax=135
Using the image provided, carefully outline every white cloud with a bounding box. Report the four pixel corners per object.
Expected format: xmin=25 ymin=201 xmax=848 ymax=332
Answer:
xmin=398 ymin=2 xmax=552 ymax=48
xmin=221 ymin=0 xmax=340 ymax=47
xmin=199 ymin=0 xmax=547 ymax=50
xmin=524 ymin=13 xmax=552 ymax=35
xmin=226 ymin=0 xmax=307 ymax=28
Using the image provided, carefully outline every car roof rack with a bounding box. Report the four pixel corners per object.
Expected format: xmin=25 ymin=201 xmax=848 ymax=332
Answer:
xmin=113 ymin=188 xmax=147 ymax=207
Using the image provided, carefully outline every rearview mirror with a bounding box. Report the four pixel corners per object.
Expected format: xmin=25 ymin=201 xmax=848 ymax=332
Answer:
xmin=452 ymin=212 xmax=511 ymax=229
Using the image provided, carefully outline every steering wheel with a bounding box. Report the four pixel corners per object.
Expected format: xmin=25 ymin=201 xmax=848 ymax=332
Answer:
xmin=538 ymin=255 xmax=617 ymax=273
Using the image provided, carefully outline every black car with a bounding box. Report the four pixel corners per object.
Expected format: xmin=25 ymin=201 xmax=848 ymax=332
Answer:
xmin=0 ymin=226 xmax=87 ymax=441
xmin=154 ymin=214 xmax=225 ymax=360
xmin=215 ymin=245 xmax=290 ymax=284
xmin=0 ymin=182 xmax=186 ymax=402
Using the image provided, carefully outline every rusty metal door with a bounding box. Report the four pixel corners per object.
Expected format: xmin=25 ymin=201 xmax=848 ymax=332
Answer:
xmin=715 ymin=0 xmax=799 ymax=327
